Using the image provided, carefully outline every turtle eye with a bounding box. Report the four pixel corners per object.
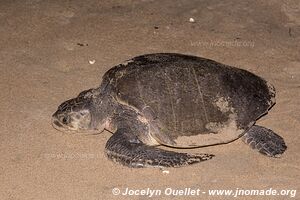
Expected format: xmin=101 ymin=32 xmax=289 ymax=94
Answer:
xmin=61 ymin=116 xmax=69 ymax=124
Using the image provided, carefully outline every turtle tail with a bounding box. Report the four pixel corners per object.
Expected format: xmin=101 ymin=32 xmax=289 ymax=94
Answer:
xmin=105 ymin=129 xmax=214 ymax=168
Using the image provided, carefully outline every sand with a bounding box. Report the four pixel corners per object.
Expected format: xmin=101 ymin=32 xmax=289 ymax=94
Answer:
xmin=1 ymin=0 xmax=299 ymax=199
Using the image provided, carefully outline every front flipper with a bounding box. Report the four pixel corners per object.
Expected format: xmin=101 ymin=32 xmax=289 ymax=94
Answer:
xmin=242 ymin=125 xmax=287 ymax=157
xmin=105 ymin=128 xmax=214 ymax=168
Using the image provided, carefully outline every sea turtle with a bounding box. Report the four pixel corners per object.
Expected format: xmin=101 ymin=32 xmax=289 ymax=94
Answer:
xmin=52 ymin=53 xmax=287 ymax=168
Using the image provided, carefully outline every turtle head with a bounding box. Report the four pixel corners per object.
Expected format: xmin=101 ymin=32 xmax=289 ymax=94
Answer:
xmin=52 ymin=88 xmax=108 ymax=134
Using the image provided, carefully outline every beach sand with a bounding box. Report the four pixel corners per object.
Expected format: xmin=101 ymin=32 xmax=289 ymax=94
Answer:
xmin=1 ymin=0 xmax=299 ymax=199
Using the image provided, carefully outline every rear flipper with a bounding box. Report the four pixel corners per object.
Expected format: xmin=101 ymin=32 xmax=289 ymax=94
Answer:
xmin=242 ymin=125 xmax=287 ymax=157
xmin=105 ymin=128 xmax=214 ymax=168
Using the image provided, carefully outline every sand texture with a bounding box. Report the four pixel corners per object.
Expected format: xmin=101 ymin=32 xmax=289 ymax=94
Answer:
xmin=1 ymin=0 xmax=299 ymax=199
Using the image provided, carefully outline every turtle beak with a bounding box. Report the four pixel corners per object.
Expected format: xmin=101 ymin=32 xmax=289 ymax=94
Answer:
xmin=51 ymin=110 xmax=67 ymax=131
xmin=51 ymin=116 xmax=74 ymax=133
xmin=52 ymin=110 xmax=58 ymax=118
xmin=52 ymin=118 xmax=63 ymax=128
xmin=52 ymin=110 xmax=61 ymax=126
xmin=51 ymin=116 xmax=65 ymax=132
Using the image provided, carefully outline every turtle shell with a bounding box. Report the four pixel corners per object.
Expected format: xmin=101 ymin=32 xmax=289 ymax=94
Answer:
xmin=101 ymin=53 xmax=275 ymax=147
